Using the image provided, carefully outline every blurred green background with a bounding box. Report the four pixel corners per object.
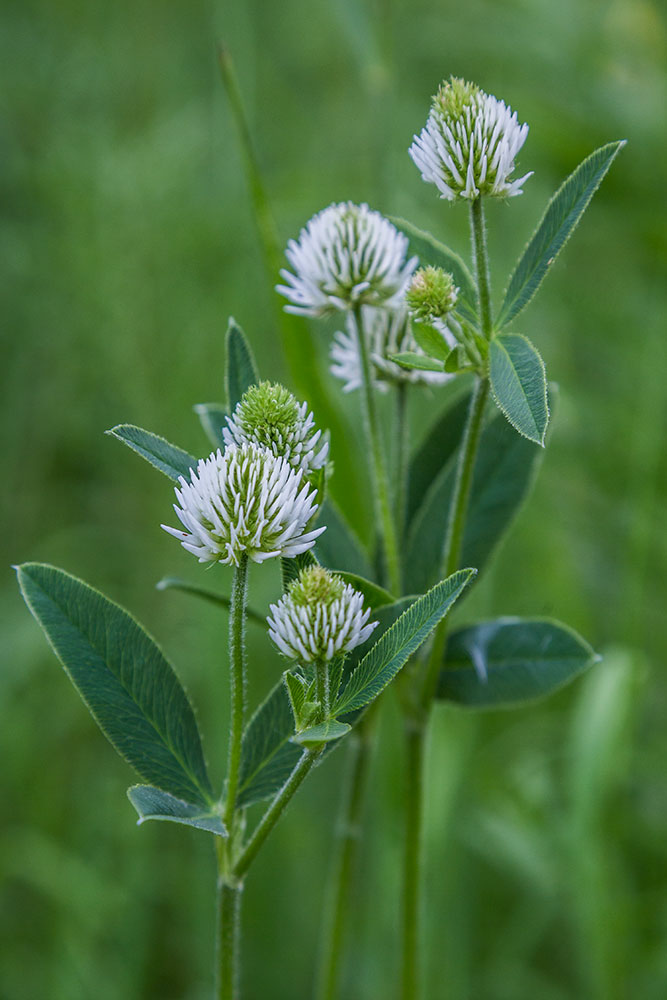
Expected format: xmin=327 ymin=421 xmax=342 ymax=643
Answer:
xmin=2 ymin=0 xmax=666 ymax=997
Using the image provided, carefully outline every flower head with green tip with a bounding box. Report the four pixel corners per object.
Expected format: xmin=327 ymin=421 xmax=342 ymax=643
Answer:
xmin=223 ymin=382 xmax=329 ymax=478
xmin=409 ymin=77 xmax=532 ymax=201
xmin=267 ymin=565 xmax=377 ymax=663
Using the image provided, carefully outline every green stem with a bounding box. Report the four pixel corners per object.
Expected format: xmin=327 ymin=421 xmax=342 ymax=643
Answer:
xmin=352 ymin=304 xmax=401 ymax=594
xmin=470 ymin=197 xmax=493 ymax=338
xmin=315 ymin=711 xmax=377 ymax=1000
xmin=315 ymin=659 xmax=330 ymax=719
xmin=233 ymin=749 xmax=319 ymax=881
xmin=216 ymin=842 xmax=243 ymax=1000
xmin=401 ymin=719 xmax=425 ymax=1000
xmin=395 ymin=381 xmax=410 ymax=552
xmin=224 ymin=555 xmax=249 ymax=832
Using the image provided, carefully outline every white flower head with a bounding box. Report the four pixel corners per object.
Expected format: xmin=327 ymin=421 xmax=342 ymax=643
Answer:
xmin=330 ymin=305 xmax=455 ymax=392
xmin=161 ymin=443 xmax=325 ymax=566
xmin=276 ymin=202 xmax=418 ymax=317
xmin=222 ymin=381 xmax=329 ymax=478
xmin=409 ymin=77 xmax=532 ymax=201
xmin=267 ymin=565 xmax=378 ymax=663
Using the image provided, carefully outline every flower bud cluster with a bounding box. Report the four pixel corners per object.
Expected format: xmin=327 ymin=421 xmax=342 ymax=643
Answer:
xmin=406 ymin=267 xmax=459 ymax=324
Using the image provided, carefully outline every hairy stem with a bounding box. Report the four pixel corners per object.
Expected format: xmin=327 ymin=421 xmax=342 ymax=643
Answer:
xmin=315 ymin=711 xmax=377 ymax=1000
xmin=315 ymin=659 xmax=330 ymax=719
xmin=401 ymin=718 xmax=426 ymax=1000
xmin=224 ymin=554 xmax=249 ymax=831
xmin=470 ymin=196 xmax=493 ymax=338
xmin=233 ymin=749 xmax=319 ymax=881
xmin=353 ymin=304 xmax=401 ymax=594
xmin=216 ymin=841 xmax=243 ymax=1000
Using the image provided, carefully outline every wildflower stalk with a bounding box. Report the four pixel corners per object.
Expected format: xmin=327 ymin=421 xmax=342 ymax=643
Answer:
xmin=401 ymin=197 xmax=493 ymax=1000
xmin=315 ymin=707 xmax=378 ymax=1000
xmin=216 ymin=840 xmax=243 ymax=1000
xmin=352 ymin=304 xmax=401 ymax=594
xmin=233 ymin=749 xmax=320 ymax=881
xmin=224 ymin=554 xmax=249 ymax=832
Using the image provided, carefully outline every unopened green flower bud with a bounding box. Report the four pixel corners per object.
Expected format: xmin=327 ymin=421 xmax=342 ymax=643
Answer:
xmin=223 ymin=381 xmax=328 ymax=477
xmin=406 ymin=266 xmax=458 ymax=323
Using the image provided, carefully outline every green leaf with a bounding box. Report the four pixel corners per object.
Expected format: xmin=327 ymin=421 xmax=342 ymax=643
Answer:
xmin=437 ymin=618 xmax=598 ymax=708
xmin=405 ymin=404 xmax=544 ymax=594
xmin=498 ymin=141 xmax=626 ymax=327
xmin=283 ymin=670 xmax=309 ymax=727
xmin=406 ymin=390 xmax=471 ymax=530
xmin=390 ymin=352 xmax=445 ymax=373
xmin=155 ymin=577 xmax=266 ymax=626
xmin=315 ymin=498 xmax=373 ymax=580
xmin=411 ymin=322 xmax=452 ymax=362
xmin=389 ymin=216 xmax=479 ymax=324
xmin=127 ymin=786 xmax=227 ymax=836
xmin=193 ymin=403 xmax=227 ymax=449
xmin=293 ymin=720 xmax=351 ymax=746
xmin=334 ymin=570 xmax=475 ymax=715
xmin=106 ymin=424 xmax=197 ymax=482
xmin=225 ymin=317 xmax=259 ymax=412
xmin=17 ymin=564 xmax=213 ymax=805
xmin=237 ymin=681 xmax=302 ymax=808
xmin=237 ymin=597 xmax=414 ymax=805
xmin=333 ymin=572 xmax=394 ymax=609
xmin=489 ymin=334 xmax=549 ymax=444
xmin=281 ymin=550 xmax=318 ymax=591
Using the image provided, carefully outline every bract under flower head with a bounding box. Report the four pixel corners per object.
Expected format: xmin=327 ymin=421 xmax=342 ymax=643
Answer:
xmin=330 ymin=305 xmax=454 ymax=392
xmin=161 ymin=443 xmax=325 ymax=566
xmin=276 ymin=202 xmax=418 ymax=317
xmin=223 ymin=382 xmax=329 ymax=477
xmin=409 ymin=77 xmax=532 ymax=201
xmin=267 ymin=565 xmax=378 ymax=663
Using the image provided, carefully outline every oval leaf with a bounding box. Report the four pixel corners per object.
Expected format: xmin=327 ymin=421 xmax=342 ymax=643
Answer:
xmin=315 ymin=498 xmax=373 ymax=580
xmin=226 ymin=317 xmax=259 ymax=412
xmin=128 ymin=786 xmax=226 ymax=836
xmin=390 ymin=352 xmax=445 ymax=373
xmin=292 ymin=720 xmax=351 ymax=746
xmin=106 ymin=424 xmax=197 ymax=482
xmin=17 ymin=563 xmax=213 ymax=806
xmin=334 ymin=569 xmax=476 ymax=715
xmin=498 ymin=141 xmax=626 ymax=327
xmin=437 ymin=618 xmax=598 ymax=708
xmin=389 ymin=216 xmax=478 ymax=324
xmin=489 ymin=334 xmax=549 ymax=444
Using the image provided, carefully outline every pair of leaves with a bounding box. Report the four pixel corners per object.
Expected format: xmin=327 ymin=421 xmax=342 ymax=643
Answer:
xmin=437 ymin=618 xmax=598 ymax=709
xmin=16 ymin=563 xmax=227 ymax=836
xmin=405 ymin=392 xmax=546 ymax=595
xmin=237 ymin=573 xmax=474 ymax=807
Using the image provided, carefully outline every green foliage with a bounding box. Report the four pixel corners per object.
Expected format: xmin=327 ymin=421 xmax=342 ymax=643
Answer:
xmin=389 ymin=217 xmax=478 ymax=324
xmin=17 ymin=564 xmax=213 ymax=806
xmin=127 ymin=786 xmax=227 ymax=836
xmin=283 ymin=670 xmax=318 ymax=731
xmin=315 ymin=498 xmax=373 ymax=579
xmin=237 ymin=681 xmax=302 ymax=808
xmin=225 ymin=317 xmax=259 ymax=413
xmin=292 ymin=720 xmax=352 ymax=746
xmin=406 ymin=390 xmax=471 ymax=529
xmin=489 ymin=334 xmax=549 ymax=444
xmin=155 ymin=577 xmax=266 ymax=626
xmin=332 ymin=572 xmax=394 ymax=609
xmin=405 ymin=407 xmax=543 ymax=594
xmin=437 ymin=618 xmax=598 ymax=707
xmin=411 ymin=322 xmax=454 ymax=361
xmin=498 ymin=141 xmax=626 ymax=327
xmin=281 ymin=550 xmax=318 ymax=591
xmin=194 ymin=403 xmax=227 ymax=448
xmin=334 ymin=570 xmax=475 ymax=715
xmin=391 ymin=351 xmax=445 ymax=372
xmin=106 ymin=424 xmax=197 ymax=481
